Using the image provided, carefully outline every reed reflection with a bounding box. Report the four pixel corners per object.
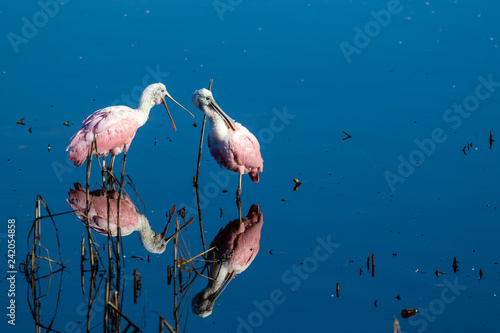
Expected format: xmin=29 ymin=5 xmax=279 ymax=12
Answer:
xmin=192 ymin=204 xmax=263 ymax=317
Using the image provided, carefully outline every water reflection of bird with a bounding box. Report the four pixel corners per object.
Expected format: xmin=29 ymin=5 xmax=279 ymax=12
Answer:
xmin=67 ymin=83 xmax=194 ymax=171
xmin=191 ymin=89 xmax=263 ymax=198
xmin=192 ymin=204 xmax=263 ymax=317
xmin=67 ymin=183 xmax=189 ymax=254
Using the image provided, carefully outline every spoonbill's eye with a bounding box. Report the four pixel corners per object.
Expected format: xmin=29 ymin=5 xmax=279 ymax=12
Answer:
xmin=206 ymin=97 xmax=210 ymax=101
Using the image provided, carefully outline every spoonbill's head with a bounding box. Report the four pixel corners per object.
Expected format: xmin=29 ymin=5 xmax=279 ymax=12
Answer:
xmin=137 ymin=214 xmax=170 ymax=254
xmin=141 ymin=83 xmax=194 ymax=131
xmin=191 ymin=289 xmax=215 ymax=318
xmin=142 ymin=232 xmax=169 ymax=254
xmin=191 ymin=88 xmax=236 ymax=131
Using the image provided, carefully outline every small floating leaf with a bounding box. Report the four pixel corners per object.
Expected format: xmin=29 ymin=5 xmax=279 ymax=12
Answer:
xmin=401 ymin=309 xmax=419 ymax=318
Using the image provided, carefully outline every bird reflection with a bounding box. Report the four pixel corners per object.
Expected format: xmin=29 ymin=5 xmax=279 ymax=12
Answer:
xmin=192 ymin=204 xmax=263 ymax=317
xmin=67 ymin=183 xmax=184 ymax=254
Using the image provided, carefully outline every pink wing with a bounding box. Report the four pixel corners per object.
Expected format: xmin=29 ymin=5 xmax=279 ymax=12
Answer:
xmin=67 ymin=183 xmax=139 ymax=236
xmin=210 ymin=205 xmax=263 ymax=272
xmin=67 ymin=107 xmax=139 ymax=166
xmin=229 ymin=124 xmax=263 ymax=181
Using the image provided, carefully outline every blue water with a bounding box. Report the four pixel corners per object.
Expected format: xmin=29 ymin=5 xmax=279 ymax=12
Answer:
xmin=1 ymin=0 xmax=500 ymax=332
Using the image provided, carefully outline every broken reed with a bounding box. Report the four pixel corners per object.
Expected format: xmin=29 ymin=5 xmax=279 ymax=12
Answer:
xmin=104 ymin=144 xmax=130 ymax=332
xmin=22 ymin=195 xmax=65 ymax=333
xmin=85 ymin=138 xmax=98 ymax=271
xmin=192 ymin=79 xmax=214 ymax=253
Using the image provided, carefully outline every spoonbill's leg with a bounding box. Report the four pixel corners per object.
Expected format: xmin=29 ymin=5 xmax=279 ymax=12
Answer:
xmin=237 ymin=196 xmax=242 ymax=222
xmin=107 ymin=155 xmax=117 ymax=190
xmin=236 ymin=174 xmax=242 ymax=221
xmin=109 ymin=155 xmax=116 ymax=172
xmin=101 ymin=157 xmax=106 ymax=186
xmin=237 ymin=174 xmax=242 ymax=198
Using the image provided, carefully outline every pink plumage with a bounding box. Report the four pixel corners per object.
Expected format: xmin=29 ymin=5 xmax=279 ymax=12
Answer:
xmin=192 ymin=88 xmax=263 ymax=196
xmin=208 ymin=123 xmax=263 ymax=182
xmin=192 ymin=204 xmax=263 ymax=317
xmin=67 ymin=108 xmax=139 ymax=167
xmin=67 ymin=182 xmax=139 ymax=236
xmin=67 ymin=183 xmax=175 ymax=254
xmin=209 ymin=204 xmax=263 ymax=271
xmin=67 ymin=83 xmax=194 ymax=168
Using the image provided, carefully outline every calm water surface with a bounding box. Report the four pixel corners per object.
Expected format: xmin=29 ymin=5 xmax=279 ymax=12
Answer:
xmin=1 ymin=1 xmax=500 ymax=332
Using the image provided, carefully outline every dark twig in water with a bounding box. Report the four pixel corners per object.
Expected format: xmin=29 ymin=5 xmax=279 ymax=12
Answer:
xmin=371 ymin=253 xmax=375 ymax=277
xmin=293 ymin=178 xmax=302 ymax=191
xmin=490 ymin=131 xmax=494 ymax=150
xmin=156 ymin=313 xmax=176 ymax=333
xmin=193 ymin=79 xmax=214 ymax=253
xmin=342 ymin=131 xmax=352 ymax=140
xmin=452 ymin=256 xmax=459 ymax=273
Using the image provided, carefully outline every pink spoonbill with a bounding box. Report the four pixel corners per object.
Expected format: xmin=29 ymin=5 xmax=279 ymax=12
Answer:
xmin=191 ymin=88 xmax=263 ymax=198
xmin=67 ymin=183 xmax=192 ymax=254
xmin=67 ymin=83 xmax=194 ymax=172
xmin=192 ymin=204 xmax=263 ymax=317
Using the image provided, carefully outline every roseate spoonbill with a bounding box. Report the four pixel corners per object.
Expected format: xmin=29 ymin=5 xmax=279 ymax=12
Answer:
xmin=191 ymin=88 xmax=263 ymax=198
xmin=67 ymin=83 xmax=194 ymax=172
xmin=192 ymin=204 xmax=263 ymax=317
xmin=67 ymin=183 xmax=192 ymax=254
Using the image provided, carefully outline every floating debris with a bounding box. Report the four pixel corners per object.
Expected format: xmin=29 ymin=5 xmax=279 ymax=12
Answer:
xmin=342 ymin=131 xmax=352 ymax=140
xmin=220 ymin=207 xmax=223 ymax=218
xmin=167 ymin=265 xmax=172 ymax=285
xmin=372 ymin=253 xmax=375 ymax=277
xmin=133 ymin=268 xmax=142 ymax=304
xmin=462 ymin=146 xmax=466 ymax=155
xmin=222 ymin=190 xmax=228 ymax=193
xmin=269 ymin=250 xmax=273 ymax=255
xmin=479 ymin=269 xmax=483 ymax=281
xmin=401 ymin=309 xmax=419 ymax=319
xmin=29 ymin=127 xmax=32 ymax=133
xmin=336 ymin=282 xmax=340 ymax=297
xmin=490 ymin=131 xmax=494 ymax=149
xmin=293 ymin=178 xmax=302 ymax=191
xmin=47 ymin=144 xmax=51 ymax=152
xmin=193 ymin=123 xmax=198 ymax=127
xmin=63 ymin=121 xmax=70 ymax=126
xmin=452 ymin=256 xmax=459 ymax=273
xmin=393 ymin=318 xmax=401 ymax=333
xmin=154 ymin=137 xmax=157 ymax=146
xmin=395 ymin=294 xmax=401 ymax=300
xmin=16 ymin=117 xmax=25 ymax=125
xmin=435 ymin=269 xmax=440 ymax=277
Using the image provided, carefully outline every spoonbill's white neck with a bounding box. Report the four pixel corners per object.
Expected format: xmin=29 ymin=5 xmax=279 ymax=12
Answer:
xmin=136 ymin=214 xmax=166 ymax=254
